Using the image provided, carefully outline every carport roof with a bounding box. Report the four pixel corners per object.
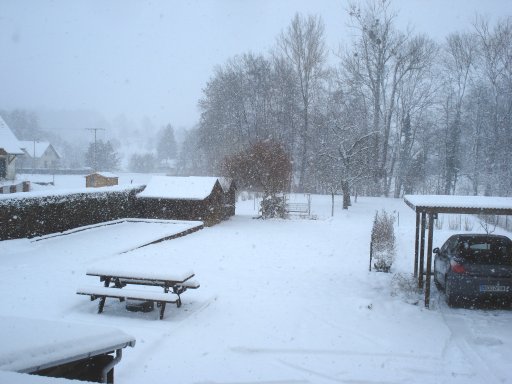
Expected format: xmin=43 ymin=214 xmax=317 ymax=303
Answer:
xmin=404 ymin=195 xmax=512 ymax=215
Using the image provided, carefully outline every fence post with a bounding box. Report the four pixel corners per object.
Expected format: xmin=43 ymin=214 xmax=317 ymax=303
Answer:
xmin=369 ymin=241 xmax=373 ymax=272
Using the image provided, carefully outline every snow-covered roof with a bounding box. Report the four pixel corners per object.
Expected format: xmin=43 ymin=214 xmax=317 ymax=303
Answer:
xmin=0 ymin=184 xmax=142 ymax=202
xmin=404 ymin=194 xmax=512 ymax=214
xmin=137 ymin=176 xmax=221 ymax=200
xmin=0 ymin=115 xmax=24 ymax=155
xmin=87 ymin=171 xmax=119 ymax=178
xmin=19 ymin=141 xmax=61 ymax=159
xmin=0 ymin=316 xmax=135 ymax=373
xmin=0 ymin=371 xmax=80 ymax=383
xmin=218 ymin=177 xmax=235 ymax=193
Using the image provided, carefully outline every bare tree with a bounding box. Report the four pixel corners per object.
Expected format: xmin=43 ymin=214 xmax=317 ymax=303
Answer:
xmin=318 ymin=83 xmax=374 ymax=209
xmin=473 ymin=17 xmax=512 ymax=195
xmin=439 ymin=32 xmax=476 ymax=194
xmin=277 ymin=13 xmax=327 ymax=192
xmin=390 ymin=36 xmax=438 ymax=196
xmin=346 ymin=1 xmax=419 ymax=195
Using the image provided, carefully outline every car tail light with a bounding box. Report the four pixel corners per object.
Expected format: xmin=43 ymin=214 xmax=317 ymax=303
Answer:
xmin=450 ymin=260 xmax=466 ymax=274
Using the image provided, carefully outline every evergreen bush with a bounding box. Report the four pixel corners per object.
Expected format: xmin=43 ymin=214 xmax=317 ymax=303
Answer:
xmin=260 ymin=195 xmax=286 ymax=219
xmin=371 ymin=209 xmax=396 ymax=272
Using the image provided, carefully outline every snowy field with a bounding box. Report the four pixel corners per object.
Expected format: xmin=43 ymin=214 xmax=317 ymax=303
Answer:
xmin=1 ymin=175 xmax=512 ymax=383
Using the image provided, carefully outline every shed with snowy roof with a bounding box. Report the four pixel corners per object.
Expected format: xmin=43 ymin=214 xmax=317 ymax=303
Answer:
xmin=85 ymin=172 xmax=119 ymax=188
xmin=0 ymin=115 xmax=24 ymax=180
xmin=136 ymin=176 xmax=226 ymax=226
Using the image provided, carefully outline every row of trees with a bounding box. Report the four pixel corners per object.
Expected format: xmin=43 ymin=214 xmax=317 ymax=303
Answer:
xmin=178 ymin=1 xmax=512 ymax=200
xmin=82 ymin=123 xmax=180 ymax=172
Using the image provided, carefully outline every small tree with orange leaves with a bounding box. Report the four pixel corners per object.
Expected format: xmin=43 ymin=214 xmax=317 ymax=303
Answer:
xmin=222 ymin=140 xmax=292 ymax=218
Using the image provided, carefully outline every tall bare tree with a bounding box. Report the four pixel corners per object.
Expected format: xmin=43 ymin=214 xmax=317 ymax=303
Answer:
xmin=277 ymin=13 xmax=327 ymax=192
xmin=473 ymin=17 xmax=512 ymax=195
xmin=390 ymin=35 xmax=438 ymax=197
xmin=345 ymin=0 xmax=412 ymax=195
xmin=439 ymin=32 xmax=476 ymax=194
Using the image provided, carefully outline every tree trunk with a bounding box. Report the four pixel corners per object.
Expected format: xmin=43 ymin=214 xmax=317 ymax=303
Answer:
xmin=342 ymin=181 xmax=351 ymax=209
xmin=331 ymin=191 xmax=335 ymax=217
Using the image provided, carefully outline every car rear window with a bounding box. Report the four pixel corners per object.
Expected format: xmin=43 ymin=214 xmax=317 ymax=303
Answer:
xmin=458 ymin=238 xmax=512 ymax=265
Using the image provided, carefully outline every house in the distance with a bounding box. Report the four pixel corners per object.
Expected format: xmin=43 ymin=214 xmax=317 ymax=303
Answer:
xmin=19 ymin=140 xmax=61 ymax=170
xmin=0 ymin=115 xmax=24 ymax=181
xmin=85 ymin=172 xmax=119 ymax=188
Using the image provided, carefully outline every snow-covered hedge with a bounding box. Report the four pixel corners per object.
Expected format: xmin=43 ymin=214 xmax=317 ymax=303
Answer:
xmin=371 ymin=209 xmax=396 ymax=272
xmin=0 ymin=186 xmax=144 ymax=240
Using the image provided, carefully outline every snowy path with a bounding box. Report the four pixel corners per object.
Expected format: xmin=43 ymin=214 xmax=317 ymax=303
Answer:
xmin=439 ymin=297 xmax=512 ymax=384
xmin=1 ymin=195 xmax=512 ymax=383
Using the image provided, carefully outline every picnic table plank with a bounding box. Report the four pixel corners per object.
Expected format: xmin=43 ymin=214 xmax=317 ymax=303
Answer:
xmin=77 ymin=286 xmax=180 ymax=319
xmin=86 ymin=267 xmax=194 ymax=284
xmin=77 ymin=286 xmax=180 ymax=302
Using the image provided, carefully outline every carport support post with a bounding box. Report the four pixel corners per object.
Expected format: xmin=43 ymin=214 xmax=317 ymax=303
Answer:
xmin=418 ymin=212 xmax=426 ymax=289
xmin=414 ymin=212 xmax=420 ymax=277
xmin=424 ymin=212 xmax=435 ymax=308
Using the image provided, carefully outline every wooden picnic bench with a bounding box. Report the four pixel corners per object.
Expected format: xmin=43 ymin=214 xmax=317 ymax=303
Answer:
xmin=77 ymin=267 xmax=200 ymax=320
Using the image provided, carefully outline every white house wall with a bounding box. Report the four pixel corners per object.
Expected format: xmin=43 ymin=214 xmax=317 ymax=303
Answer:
xmin=0 ymin=155 xmax=16 ymax=180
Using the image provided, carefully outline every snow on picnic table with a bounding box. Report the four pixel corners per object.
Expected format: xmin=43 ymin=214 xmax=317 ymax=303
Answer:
xmin=0 ymin=316 xmax=135 ymax=373
xmin=1 ymin=193 xmax=512 ymax=383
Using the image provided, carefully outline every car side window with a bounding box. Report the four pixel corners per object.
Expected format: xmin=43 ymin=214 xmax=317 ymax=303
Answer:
xmin=441 ymin=237 xmax=456 ymax=254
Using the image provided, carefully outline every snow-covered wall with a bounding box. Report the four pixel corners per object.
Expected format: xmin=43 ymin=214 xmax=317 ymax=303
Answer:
xmin=0 ymin=186 xmax=144 ymax=240
xmin=0 ymin=180 xmax=235 ymax=239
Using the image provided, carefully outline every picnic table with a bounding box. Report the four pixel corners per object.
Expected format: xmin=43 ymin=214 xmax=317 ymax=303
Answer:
xmin=77 ymin=267 xmax=200 ymax=320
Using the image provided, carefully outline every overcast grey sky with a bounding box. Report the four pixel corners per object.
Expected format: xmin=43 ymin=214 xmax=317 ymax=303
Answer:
xmin=1 ymin=0 xmax=510 ymax=131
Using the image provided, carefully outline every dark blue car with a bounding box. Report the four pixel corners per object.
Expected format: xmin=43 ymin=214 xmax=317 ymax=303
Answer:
xmin=433 ymin=234 xmax=512 ymax=307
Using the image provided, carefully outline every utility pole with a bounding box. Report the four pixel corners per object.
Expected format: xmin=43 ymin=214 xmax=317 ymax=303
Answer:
xmin=32 ymin=139 xmax=38 ymax=173
xmin=86 ymin=128 xmax=105 ymax=172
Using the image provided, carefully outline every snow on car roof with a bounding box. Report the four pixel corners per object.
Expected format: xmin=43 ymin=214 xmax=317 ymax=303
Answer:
xmin=0 ymin=316 xmax=135 ymax=373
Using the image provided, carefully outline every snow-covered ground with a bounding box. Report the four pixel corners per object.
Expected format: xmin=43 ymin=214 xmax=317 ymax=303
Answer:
xmin=1 ymin=176 xmax=512 ymax=383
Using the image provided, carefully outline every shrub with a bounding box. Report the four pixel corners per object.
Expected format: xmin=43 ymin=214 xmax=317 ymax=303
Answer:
xmin=391 ymin=272 xmax=421 ymax=305
xmin=260 ymin=195 xmax=286 ymax=219
xmin=371 ymin=209 xmax=396 ymax=272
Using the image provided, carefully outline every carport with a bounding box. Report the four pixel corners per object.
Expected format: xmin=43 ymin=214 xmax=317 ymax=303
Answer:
xmin=404 ymin=195 xmax=512 ymax=308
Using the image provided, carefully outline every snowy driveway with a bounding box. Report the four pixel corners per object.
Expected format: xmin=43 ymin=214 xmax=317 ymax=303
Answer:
xmin=1 ymin=196 xmax=511 ymax=383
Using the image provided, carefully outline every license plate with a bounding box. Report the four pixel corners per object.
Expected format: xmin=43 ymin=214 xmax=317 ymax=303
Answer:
xmin=480 ymin=284 xmax=510 ymax=293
